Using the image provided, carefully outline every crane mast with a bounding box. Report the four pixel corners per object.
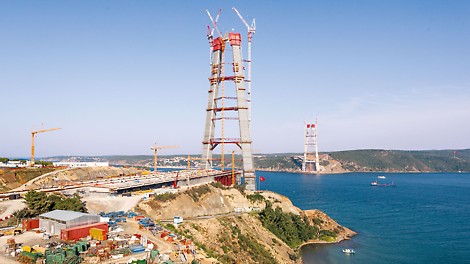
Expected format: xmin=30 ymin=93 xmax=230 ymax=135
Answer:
xmin=150 ymin=143 xmax=179 ymax=173
xmin=31 ymin=127 xmax=61 ymax=166
xmin=232 ymin=7 xmax=256 ymax=124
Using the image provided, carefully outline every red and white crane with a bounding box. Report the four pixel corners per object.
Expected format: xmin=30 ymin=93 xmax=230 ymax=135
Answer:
xmin=205 ymin=9 xmax=222 ymax=63
xmin=232 ymin=7 xmax=256 ymax=123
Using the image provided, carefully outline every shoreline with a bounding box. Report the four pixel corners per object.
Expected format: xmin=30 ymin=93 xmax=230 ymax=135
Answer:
xmin=256 ymin=169 xmax=470 ymax=174
xmin=299 ymin=230 xmax=357 ymax=249
xmin=298 ymin=227 xmax=357 ymax=262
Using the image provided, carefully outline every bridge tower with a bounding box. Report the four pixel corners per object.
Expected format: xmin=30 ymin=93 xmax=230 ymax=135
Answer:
xmin=201 ymin=24 xmax=256 ymax=191
xmin=302 ymin=121 xmax=320 ymax=173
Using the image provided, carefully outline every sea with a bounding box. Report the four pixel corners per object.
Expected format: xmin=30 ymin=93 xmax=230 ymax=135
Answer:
xmin=256 ymin=171 xmax=470 ymax=264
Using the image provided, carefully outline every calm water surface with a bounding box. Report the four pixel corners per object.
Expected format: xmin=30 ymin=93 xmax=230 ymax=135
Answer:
xmin=257 ymin=171 xmax=470 ymax=264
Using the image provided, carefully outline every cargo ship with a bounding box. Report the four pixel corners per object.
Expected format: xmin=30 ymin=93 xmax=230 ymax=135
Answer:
xmin=370 ymin=180 xmax=396 ymax=187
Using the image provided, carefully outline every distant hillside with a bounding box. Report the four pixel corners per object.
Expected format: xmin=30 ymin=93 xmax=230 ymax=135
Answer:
xmin=43 ymin=149 xmax=470 ymax=173
xmin=328 ymin=149 xmax=470 ymax=172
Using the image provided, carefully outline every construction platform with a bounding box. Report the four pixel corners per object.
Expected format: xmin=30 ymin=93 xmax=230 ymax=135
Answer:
xmin=0 ymin=169 xmax=241 ymax=199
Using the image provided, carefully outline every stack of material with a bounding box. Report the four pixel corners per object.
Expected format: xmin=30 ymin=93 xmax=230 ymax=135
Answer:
xmin=61 ymin=222 xmax=108 ymax=241
xmin=134 ymin=215 xmax=145 ymax=221
xmin=90 ymin=227 xmax=107 ymax=241
xmin=129 ymin=244 xmax=145 ymax=253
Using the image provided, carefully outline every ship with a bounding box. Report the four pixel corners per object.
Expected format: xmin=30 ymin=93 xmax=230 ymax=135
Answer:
xmin=371 ymin=180 xmax=396 ymax=187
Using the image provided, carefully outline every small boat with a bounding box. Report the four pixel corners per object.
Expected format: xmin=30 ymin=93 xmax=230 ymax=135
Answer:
xmin=342 ymin=248 xmax=355 ymax=254
xmin=378 ymin=175 xmax=386 ymax=179
xmin=371 ymin=180 xmax=396 ymax=187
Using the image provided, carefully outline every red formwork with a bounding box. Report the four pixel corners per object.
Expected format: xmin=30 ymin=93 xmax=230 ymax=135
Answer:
xmin=60 ymin=222 xmax=108 ymax=241
xmin=213 ymin=37 xmax=225 ymax=51
xmin=229 ymin=33 xmax=242 ymax=46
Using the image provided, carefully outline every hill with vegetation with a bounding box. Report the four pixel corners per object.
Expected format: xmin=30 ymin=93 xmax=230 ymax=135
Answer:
xmin=328 ymin=149 xmax=470 ymax=172
xmin=137 ymin=183 xmax=355 ymax=263
xmin=33 ymin=149 xmax=470 ymax=173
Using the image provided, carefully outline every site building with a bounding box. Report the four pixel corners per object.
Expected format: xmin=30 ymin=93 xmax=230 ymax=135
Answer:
xmin=39 ymin=210 xmax=100 ymax=236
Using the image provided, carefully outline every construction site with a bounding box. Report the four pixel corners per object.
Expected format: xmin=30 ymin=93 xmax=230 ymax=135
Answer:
xmin=0 ymin=6 xmax=266 ymax=264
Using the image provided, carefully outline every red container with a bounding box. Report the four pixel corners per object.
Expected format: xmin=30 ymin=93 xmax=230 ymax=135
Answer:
xmin=22 ymin=219 xmax=39 ymax=231
xmin=61 ymin=222 xmax=108 ymax=241
xmin=134 ymin=215 xmax=145 ymax=221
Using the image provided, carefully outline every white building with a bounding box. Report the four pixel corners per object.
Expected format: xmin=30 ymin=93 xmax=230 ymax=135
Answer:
xmin=0 ymin=160 xmax=30 ymax=168
xmin=39 ymin=210 xmax=100 ymax=235
xmin=53 ymin=162 xmax=109 ymax=168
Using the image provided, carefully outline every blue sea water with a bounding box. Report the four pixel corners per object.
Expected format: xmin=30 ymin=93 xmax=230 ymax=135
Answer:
xmin=257 ymin=171 xmax=470 ymax=264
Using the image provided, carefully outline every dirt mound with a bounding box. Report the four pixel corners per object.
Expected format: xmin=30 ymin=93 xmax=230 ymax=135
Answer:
xmin=12 ymin=166 xmax=142 ymax=191
xmin=0 ymin=167 xmax=60 ymax=192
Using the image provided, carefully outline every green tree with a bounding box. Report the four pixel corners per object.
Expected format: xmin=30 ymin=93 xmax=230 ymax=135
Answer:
xmin=20 ymin=190 xmax=87 ymax=217
xmin=259 ymin=201 xmax=317 ymax=248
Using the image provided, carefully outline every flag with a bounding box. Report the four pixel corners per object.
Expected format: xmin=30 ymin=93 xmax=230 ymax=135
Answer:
xmin=260 ymin=176 xmax=266 ymax=182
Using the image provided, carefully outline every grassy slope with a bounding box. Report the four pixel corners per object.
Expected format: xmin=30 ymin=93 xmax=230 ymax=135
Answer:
xmin=0 ymin=167 xmax=60 ymax=192
xmin=329 ymin=149 xmax=470 ymax=172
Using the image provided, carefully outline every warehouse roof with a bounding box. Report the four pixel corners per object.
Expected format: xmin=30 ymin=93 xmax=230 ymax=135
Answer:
xmin=39 ymin=210 xmax=92 ymax=222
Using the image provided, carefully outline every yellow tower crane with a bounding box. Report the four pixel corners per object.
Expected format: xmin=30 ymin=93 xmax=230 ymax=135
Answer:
xmin=31 ymin=127 xmax=61 ymax=166
xmin=150 ymin=143 xmax=179 ymax=173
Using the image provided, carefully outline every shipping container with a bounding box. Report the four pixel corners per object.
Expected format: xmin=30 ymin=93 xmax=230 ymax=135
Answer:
xmin=61 ymin=222 xmax=108 ymax=241
xmin=22 ymin=218 xmax=39 ymax=231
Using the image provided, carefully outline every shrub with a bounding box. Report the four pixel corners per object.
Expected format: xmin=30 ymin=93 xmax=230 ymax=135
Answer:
xmin=154 ymin=192 xmax=178 ymax=202
xmin=258 ymin=201 xmax=316 ymax=248
xmin=185 ymin=185 xmax=211 ymax=202
xmin=210 ymin=181 xmax=226 ymax=189
xmin=313 ymin=217 xmax=323 ymax=225
xmin=234 ymin=183 xmax=246 ymax=195
xmin=246 ymin=193 xmax=265 ymax=203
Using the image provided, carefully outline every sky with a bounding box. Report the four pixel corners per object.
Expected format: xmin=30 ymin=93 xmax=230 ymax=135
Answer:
xmin=1 ymin=0 xmax=469 ymax=157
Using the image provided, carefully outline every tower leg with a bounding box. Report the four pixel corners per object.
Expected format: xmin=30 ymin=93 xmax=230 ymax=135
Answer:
xmin=230 ymin=35 xmax=256 ymax=191
xmin=202 ymin=47 xmax=223 ymax=169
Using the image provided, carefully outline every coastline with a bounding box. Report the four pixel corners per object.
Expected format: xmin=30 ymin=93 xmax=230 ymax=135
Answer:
xmin=299 ymin=227 xmax=357 ymax=249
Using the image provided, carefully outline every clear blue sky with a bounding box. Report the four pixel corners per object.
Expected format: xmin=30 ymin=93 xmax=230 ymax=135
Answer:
xmin=1 ymin=0 xmax=469 ymax=157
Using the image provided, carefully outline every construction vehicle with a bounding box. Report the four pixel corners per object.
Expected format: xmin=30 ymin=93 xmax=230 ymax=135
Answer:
xmin=13 ymin=227 xmax=23 ymax=236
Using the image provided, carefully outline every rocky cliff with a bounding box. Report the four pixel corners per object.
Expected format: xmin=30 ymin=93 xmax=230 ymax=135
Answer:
xmin=138 ymin=183 xmax=356 ymax=263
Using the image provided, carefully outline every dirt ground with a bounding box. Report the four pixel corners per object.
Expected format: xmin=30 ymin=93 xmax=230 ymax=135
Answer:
xmin=0 ymin=230 xmax=60 ymax=264
xmin=0 ymin=200 xmax=26 ymax=219
xmin=83 ymin=195 xmax=145 ymax=214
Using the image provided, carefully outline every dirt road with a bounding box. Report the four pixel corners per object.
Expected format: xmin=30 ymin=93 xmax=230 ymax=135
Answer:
xmin=0 ymin=200 xmax=26 ymax=219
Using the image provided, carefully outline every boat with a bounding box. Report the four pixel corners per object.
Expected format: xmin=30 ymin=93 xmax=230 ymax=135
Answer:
xmin=342 ymin=248 xmax=355 ymax=254
xmin=378 ymin=175 xmax=386 ymax=179
xmin=371 ymin=180 xmax=396 ymax=187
